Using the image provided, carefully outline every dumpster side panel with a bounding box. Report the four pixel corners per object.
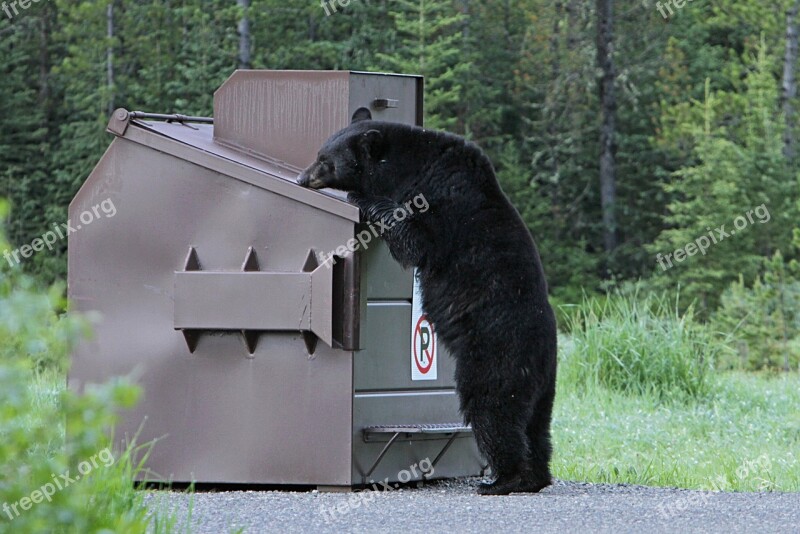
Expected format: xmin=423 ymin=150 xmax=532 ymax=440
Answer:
xmin=69 ymin=139 xmax=355 ymax=485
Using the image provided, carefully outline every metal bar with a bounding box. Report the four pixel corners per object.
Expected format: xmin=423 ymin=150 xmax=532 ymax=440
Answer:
xmin=362 ymin=432 xmax=401 ymax=485
xmin=425 ymin=433 xmax=460 ymax=478
xmin=129 ymin=111 xmax=214 ymax=124
xmin=339 ymin=251 xmax=361 ymax=350
xmin=174 ymin=271 xmax=312 ymax=331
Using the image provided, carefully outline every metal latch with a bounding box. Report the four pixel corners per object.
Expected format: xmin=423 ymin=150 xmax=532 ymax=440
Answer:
xmin=372 ymin=98 xmax=399 ymax=110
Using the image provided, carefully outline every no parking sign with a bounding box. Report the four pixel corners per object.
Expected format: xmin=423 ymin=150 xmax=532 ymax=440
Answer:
xmin=411 ymin=270 xmax=437 ymax=381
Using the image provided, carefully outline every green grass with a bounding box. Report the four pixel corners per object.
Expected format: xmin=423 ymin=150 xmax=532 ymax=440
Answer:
xmin=560 ymin=291 xmax=722 ymax=401
xmin=553 ymin=290 xmax=800 ymax=492
xmin=552 ymin=364 xmax=800 ymax=491
xmin=31 ymin=353 xmax=799 ymax=499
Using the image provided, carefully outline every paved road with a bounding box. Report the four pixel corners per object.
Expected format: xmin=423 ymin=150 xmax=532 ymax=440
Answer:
xmin=144 ymin=478 xmax=800 ymax=534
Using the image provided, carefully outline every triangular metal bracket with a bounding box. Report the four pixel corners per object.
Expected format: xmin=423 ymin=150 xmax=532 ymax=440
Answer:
xmin=302 ymin=248 xmax=319 ymax=272
xmin=182 ymin=330 xmax=201 ymax=353
xmin=242 ymin=330 xmax=261 ymax=355
xmin=242 ymin=247 xmax=260 ymax=272
xmin=175 ymin=246 xmax=333 ymax=357
xmin=179 ymin=247 xmax=202 ymax=354
xmin=183 ymin=247 xmax=201 ymax=271
xmin=303 ymin=331 xmax=319 ymax=357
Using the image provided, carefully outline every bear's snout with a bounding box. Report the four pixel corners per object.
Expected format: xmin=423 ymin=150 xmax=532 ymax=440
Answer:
xmin=297 ymin=164 xmax=323 ymax=189
xmin=296 ymin=169 xmax=310 ymax=187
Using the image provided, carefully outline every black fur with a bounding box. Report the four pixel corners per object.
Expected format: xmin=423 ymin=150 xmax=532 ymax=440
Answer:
xmin=298 ymin=108 xmax=558 ymax=495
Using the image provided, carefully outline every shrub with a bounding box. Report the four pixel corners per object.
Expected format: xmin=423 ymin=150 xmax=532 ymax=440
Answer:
xmin=712 ymin=251 xmax=800 ymax=371
xmin=560 ymin=289 xmax=723 ymax=401
xmin=0 ymin=200 xmax=157 ymax=533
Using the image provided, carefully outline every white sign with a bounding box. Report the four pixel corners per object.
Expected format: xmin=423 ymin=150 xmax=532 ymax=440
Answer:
xmin=411 ymin=270 xmax=437 ymax=381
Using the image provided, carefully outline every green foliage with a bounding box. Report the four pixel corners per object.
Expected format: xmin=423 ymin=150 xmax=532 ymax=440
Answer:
xmin=712 ymin=251 xmax=800 ymax=371
xmin=374 ymin=0 xmax=467 ymax=130
xmin=0 ymin=211 xmax=157 ymax=532
xmin=649 ymin=42 xmax=799 ymax=313
xmin=0 ymin=0 xmax=799 ymax=324
xmin=497 ymin=142 xmax=600 ymax=307
xmin=561 ymin=290 xmax=722 ymax=401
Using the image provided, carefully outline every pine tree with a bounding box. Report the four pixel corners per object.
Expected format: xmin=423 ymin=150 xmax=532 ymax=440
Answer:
xmin=0 ymin=6 xmax=57 ymax=275
xmin=374 ymin=0 xmax=467 ymax=130
xmin=649 ymin=43 xmax=799 ymax=313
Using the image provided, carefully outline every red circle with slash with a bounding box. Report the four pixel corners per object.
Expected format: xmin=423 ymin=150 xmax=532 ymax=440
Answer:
xmin=413 ymin=315 xmax=436 ymax=374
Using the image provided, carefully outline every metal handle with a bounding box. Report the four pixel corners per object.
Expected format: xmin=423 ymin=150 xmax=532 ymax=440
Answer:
xmin=173 ymin=247 xmax=334 ymax=355
xmin=372 ymin=98 xmax=399 ymax=110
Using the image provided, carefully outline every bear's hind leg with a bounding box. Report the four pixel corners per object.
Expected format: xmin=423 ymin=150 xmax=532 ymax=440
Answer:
xmin=520 ymin=382 xmax=556 ymax=493
xmin=464 ymin=397 xmax=531 ymax=496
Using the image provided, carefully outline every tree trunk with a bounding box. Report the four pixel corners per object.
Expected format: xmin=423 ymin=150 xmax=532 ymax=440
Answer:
xmin=548 ymin=0 xmax=563 ymax=181
xmin=237 ymin=0 xmax=251 ymax=69
xmin=596 ymin=0 xmax=618 ymax=253
xmin=106 ymin=2 xmax=115 ymax=116
xmin=782 ymin=0 xmax=800 ymax=161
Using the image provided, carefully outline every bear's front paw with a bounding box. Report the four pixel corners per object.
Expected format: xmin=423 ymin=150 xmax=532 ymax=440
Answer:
xmin=346 ymin=191 xmax=365 ymax=205
xmin=347 ymin=193 xmax=400 ymax=227
xmin=347 ymin=192 xmax=373 ymax=218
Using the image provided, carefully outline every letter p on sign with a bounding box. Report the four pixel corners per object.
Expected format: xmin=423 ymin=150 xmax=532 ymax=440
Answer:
xmin=411 ymin=270 xmax=437 ymax=380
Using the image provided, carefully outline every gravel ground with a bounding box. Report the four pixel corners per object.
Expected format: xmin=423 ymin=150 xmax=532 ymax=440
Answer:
xmin=143 ymin=477 xmax=800 ymax=533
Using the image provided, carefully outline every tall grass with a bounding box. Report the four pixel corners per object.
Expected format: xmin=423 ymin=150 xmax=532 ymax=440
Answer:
xmin=560 ymin=291 xmax=726 ymax=401
xmin=552 ymin=288 xmax=800 ymax=491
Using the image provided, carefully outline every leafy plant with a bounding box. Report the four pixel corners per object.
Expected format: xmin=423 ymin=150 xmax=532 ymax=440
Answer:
xmin=712 ymin=251 xmax=800 ymax=371
xmin=561 ymin=289 xmax=724 ymax=401
xmin=0 ymin=204 xmax=161 ymax=533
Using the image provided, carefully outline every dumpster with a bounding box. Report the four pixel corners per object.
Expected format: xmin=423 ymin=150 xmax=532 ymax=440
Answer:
xmin=68 ymin=70 xmax=484 ymax=489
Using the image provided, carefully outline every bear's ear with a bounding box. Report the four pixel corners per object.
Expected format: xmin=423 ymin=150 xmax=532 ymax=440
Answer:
xmin=358 ymin=129 xmax=383 ymax=158
xmin=351 ymin=107 xmax=372 ymax=123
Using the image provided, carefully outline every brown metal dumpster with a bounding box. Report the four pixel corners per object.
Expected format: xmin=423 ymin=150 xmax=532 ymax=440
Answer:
xmin=68 ymin=70 xmax=484 ymax=489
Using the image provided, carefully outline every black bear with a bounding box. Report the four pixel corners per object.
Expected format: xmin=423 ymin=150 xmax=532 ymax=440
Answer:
xmin=298 ymin=108 xmax=558 ymax=495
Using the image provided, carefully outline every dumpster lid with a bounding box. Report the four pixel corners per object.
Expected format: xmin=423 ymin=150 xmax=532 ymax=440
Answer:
xmin=107 ymin=109 xmax=359 ymax=223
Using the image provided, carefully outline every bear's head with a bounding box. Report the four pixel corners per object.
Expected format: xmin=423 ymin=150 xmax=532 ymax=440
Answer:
xmin=297 ymin=107 xmax=385 ymax=193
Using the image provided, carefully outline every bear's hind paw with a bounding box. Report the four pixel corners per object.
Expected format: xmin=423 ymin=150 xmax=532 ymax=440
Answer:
xmin=477 ymin=475 xmax=553 ymax=495
xmin=477 ymin=475 xmax=522 ymax=496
